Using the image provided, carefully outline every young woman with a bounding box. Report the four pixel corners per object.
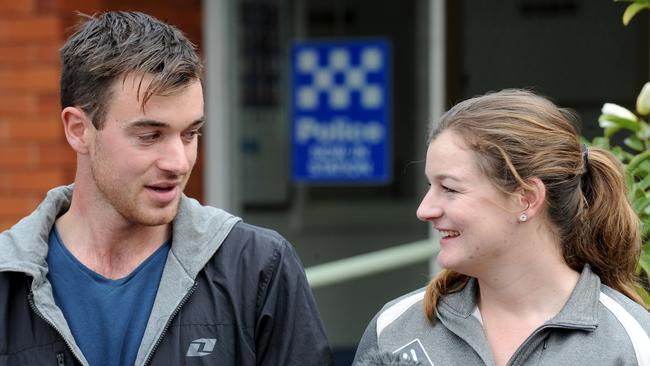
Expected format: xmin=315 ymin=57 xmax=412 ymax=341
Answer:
xmin=354 ymin=89 xmax=650 ymax=366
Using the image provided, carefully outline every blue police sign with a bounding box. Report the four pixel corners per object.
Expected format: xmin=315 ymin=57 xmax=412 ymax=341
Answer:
xmin=291 ymin=39 xmax=391 ymax=183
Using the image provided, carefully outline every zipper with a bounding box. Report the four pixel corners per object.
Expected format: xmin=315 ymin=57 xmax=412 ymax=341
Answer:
xmin=142 ymin=281 xmax=198 ymax=366
xmin=27 ymin=291 xmax=86 ymax=366
xmin=508 ymin=323 xmax=596 ymax=366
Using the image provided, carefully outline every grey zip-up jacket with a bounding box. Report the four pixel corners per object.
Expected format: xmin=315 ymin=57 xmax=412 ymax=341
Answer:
xmin=354 ymin=266 xmax=650 ymax=365
xmin=0 ymin=185 xmax=332 ymax=365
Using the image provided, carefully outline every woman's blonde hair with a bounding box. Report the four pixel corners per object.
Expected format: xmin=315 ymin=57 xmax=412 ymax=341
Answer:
xmin=423 ymin=89 xmax=645 ymax=323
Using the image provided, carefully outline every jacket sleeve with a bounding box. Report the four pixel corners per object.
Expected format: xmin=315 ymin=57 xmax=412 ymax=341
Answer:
xmin=254 ymin=239 xmax=333 ymax=366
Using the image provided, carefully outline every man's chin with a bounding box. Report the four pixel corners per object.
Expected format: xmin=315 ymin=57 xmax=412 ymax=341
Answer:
xmin=129 ymin=203 xmax=179 ymax=226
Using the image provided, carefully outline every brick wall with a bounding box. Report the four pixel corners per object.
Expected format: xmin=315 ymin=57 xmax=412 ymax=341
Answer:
xmin=0 ymin=0 xmax=203 ymax=231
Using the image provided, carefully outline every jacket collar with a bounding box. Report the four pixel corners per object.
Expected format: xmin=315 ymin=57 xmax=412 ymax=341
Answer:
xmin=0 ymin=184 xmax=241 ymax=280
xmin=438 ymin=265 xmax=601 ymax=329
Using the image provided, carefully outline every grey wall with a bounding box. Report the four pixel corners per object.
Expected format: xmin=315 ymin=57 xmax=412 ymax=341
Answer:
xmin=456 ymin=0 xmax=648 ymax=137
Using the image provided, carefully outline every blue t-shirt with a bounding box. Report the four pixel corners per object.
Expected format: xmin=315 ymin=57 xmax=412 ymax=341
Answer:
xmin=46 ymin=227 xmax=170 ymax=366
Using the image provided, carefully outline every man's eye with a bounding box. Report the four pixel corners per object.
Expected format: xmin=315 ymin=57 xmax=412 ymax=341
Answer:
xmin=139 ymin=133 xmax=160 ymax=142
xmin=184 ymin=130 xmax=202 ymax=140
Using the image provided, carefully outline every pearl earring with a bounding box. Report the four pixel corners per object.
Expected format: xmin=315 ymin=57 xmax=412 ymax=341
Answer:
xmin=518 ymin=213 xmax=528 ymax=222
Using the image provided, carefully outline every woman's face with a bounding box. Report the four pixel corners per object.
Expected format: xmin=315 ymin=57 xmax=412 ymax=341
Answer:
xmin=416 ymin=130 xmax=523 ymax=276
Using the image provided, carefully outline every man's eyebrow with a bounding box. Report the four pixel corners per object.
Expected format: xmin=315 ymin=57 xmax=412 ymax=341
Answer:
xmin=127 ymin=117 xmax=205 ymax=129
xmin=127 ymin=119 xmax=168 ymax=129
xmin=189 ymin=118 xmax=205 ymax=127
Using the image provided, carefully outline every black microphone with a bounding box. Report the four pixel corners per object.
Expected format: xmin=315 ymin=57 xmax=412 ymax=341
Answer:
xmin=354 ymin=349 xmax=424 ymax=366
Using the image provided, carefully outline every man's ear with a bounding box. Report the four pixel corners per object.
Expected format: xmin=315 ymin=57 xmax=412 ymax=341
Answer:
xmin=518 ymin=177 xmax=547 ymax=220
xmin=61 ymin=106 xmax=94 ymax=154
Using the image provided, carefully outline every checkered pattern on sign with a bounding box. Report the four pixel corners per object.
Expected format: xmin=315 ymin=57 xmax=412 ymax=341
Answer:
xmin=295 ymin=46 xmax=384 ymax=110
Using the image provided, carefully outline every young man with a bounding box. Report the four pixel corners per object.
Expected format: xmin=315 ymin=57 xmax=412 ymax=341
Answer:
xmin=0 ymin=11 xmax=332 ymax=365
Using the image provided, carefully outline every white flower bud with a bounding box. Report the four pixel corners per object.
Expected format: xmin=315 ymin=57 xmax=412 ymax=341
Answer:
xmin=636 ymin=82 xmax=650 ymax=116
xmin=601 ymin=103 xmax=638 ymax=122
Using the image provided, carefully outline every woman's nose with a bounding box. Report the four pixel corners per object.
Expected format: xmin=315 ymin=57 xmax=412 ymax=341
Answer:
xmin=416 ymin=190 xmax=443 ymax=222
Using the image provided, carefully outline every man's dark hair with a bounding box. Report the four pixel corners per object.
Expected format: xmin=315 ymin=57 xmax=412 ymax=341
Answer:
xmin=60 ymin=11 xmax=203 ymax=129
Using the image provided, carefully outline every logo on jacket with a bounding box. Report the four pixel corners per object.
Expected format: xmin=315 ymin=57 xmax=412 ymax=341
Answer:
xmin=186 ymin=338 xmax=217 ymax=357
xmin=392 ymin=338 xmax=434 ymax=365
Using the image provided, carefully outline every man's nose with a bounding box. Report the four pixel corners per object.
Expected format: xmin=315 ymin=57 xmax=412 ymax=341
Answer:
xmin=157 ymin=137 xmax=192 ymax=175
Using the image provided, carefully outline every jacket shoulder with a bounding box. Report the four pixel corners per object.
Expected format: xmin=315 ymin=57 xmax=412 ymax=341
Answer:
xmin=226 ymin=221 xmax=288 ymax=246
xmin=600 ymin=285 xmax=650 ymax=332
xmin=376 ymin=288 xmax=426 ymax=338
xmin=206 ymin=221 xmax=298 ymax=275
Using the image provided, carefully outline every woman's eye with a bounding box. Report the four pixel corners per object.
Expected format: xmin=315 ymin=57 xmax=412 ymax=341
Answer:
xmin=442 ymin=185 xmax=457 ymax=193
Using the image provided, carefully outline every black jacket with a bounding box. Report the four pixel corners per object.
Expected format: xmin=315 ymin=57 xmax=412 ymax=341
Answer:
xmin=0 ymin=185 xmax=332 ymax=365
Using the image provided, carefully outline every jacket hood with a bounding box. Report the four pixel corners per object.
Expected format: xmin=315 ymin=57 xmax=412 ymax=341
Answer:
xmin=0 ymin=184 xmax=241 ymax=281
xmin=0 ymin=185 xmax=72 ymax=283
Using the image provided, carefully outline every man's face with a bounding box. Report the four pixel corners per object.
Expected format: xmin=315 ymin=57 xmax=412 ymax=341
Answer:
xmin=88 ymin=74 xmax=204 ymax=226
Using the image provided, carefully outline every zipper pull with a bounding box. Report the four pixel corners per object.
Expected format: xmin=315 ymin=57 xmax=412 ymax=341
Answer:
xmin=57 ymin=352 xmax=65 ymax=366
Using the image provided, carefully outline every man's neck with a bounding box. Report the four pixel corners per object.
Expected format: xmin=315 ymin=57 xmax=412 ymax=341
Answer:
xmin=55 ymin=202 xmax=171 ymax=280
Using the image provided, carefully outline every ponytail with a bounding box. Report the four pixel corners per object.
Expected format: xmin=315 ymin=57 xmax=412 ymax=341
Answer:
xmin=573 ymin=147 xmax=644 ymax=305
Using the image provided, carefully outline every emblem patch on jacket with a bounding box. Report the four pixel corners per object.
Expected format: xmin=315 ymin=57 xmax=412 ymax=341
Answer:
xmin=186 ymin=338 xmax=217 ymax=357
xmin=392 ymin=338 xmax=434 ymax=365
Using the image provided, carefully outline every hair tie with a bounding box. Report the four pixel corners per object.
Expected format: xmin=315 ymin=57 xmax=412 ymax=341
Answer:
xmin=581 ymin=144 xmax=589 ymax=174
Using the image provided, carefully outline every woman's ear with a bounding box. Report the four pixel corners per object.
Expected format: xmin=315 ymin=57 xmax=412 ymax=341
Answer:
xmin=61 ymin=106 xmax=93 ymax=155
xmin=518 ymin=177 xmax=547 ymax=221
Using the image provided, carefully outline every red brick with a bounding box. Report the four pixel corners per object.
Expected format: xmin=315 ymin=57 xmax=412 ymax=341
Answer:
xmin=0 ymin=17 xmax=61 ymax=45
xmin=0 ymin=119 xmax=62 ymax=142
xmin=38 ymin=144 xmax=75 ymax=166
xmin=0 ymin=44 xmax=59 ymax=66
xmin=0 ymin=95 xmax=36 ymax=116
xmin=0 ymin=67 xmax=59 ymax=93
xmin=0 ymin=195 xmax=35 ymax=216
xmin=36 ymin=94 xmax=61 ymax=116
xmin=0 ymin=0 xmax=35 ymax=15
xmin=0 ymin=170 xmax=65 ymax=192
xmin=0 ymin=219 xmax=17 ymax=232
xmin=0 ymin=144 xmax=36 ymax=167
xmin=37 ymin=0 xmax=102 ymax=14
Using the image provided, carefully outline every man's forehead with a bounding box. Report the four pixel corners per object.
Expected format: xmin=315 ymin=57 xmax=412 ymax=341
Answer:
xmin=109 ymin=73 xmax=203 ymax=110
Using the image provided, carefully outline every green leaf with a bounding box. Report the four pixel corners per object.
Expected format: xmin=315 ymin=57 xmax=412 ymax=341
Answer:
xmin=623 ymin=2 xmax=650 ymax=25
xmin=604 ymin=126 xmax=622 ymax=138
xmin=591 ymin=136 xmax=610 ymax=149
xmin=638 ymin=120 xmax=650 ymax=140
xmin=630 ymin=185 xmax=646 ymax=206
xmin=622 ymin=149 xmax=636 ymax=163
xmin=640 ymin=247 xmax=650 ymax=278
xmin=638 ymin=160 xmax=650 ymax=174
xmin=633 ymin=196 xmax=650 ymax=213
xmin=641 ymin=222 xmax=650 ymax=239
xmin=599 ymin=114 xmax=640 ymax=132
xmin=638 ymin=173 xmax=650 ymax=191
xmin=625 ymin=136 xmax=644 ymax=151
xmin=627 ymin=150 xmax=650 ymax=174
xmin=611 ymin=145 xmax=627 ymax=161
